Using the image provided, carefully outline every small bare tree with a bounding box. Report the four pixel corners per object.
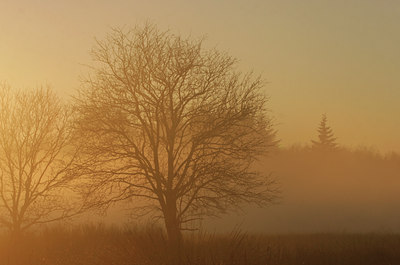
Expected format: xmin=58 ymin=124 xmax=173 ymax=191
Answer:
xmin=0 ymin=85 xmax=78 ymax=236
xmin=73 ymin=24 xmax=278 ymax=247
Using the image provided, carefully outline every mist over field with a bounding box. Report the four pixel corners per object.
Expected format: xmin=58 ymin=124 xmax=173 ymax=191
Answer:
xmin=85 ymin=145 xmax=400 ymax=234
xmin=207 ymin=147 xmax=400 ymax=233
xmin=1 ymin=1 xmax=400 ymax=264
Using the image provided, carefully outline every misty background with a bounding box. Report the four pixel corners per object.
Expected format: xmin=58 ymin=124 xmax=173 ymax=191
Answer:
xmin=1 ymin=0 xmax=399 ymax=234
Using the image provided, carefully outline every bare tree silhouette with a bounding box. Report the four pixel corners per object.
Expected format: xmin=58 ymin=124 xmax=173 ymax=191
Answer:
xmin=72 ymin=24 xmax=278 ymax=249
xmin=0 ymin=84 xmax=79 ymax=237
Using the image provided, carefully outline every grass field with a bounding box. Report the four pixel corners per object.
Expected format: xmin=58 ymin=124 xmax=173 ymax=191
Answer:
xmin=1 ymin=224 xmax=399 ymax=265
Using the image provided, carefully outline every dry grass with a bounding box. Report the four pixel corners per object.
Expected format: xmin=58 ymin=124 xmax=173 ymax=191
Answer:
xmin=0 ymin=224 xmax=399 ymax=265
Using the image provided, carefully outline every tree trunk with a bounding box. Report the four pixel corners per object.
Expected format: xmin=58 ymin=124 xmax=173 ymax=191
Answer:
xmin=11 ymin=218 xmax=22 ymax=240
xmin=163 ymin=194 xmax=182 ymax=264
xmin=165 ymin=212 xmax=181 ymax=246
xmin=7 ymin=221 xmax=23 ymax=264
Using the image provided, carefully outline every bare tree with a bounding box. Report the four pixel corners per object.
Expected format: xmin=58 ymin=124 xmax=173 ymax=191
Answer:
xmin=0 ymin=84 xmax=79 ymax=236
xmin=73 ymin=24 xmax=278 ymax=247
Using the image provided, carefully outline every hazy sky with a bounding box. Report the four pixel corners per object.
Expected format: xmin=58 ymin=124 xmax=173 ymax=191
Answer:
xmin=0 ymin=0 xmax=399 ymax=152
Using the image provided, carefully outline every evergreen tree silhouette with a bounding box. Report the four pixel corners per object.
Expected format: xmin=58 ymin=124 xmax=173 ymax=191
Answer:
xmin=311 ymin=114 xmax=337 ymax=150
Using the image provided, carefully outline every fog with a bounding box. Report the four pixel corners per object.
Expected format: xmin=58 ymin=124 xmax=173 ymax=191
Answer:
xmin=1 ymin=1 xmax=400 ymax=153
xmin=1 ymin=0 xmax=400 ymax=238
xmin=1 ymin=2 xmax=400 ymax=265
xmin=75 ymin=145 xmax=400 ymax=234
xmin=206 ymin=147 xmax=400 ymax=233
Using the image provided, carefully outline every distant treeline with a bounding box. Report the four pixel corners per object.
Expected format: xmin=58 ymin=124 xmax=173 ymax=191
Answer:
xmin=210 ymin=145 xmax=400 ymax=233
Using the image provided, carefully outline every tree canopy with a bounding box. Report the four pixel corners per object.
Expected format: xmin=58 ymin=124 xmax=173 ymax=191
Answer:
xmin=0 ymin=85 xmax=79 ymax=235
xmin=73 ymin=24 xmax=278 ymax=246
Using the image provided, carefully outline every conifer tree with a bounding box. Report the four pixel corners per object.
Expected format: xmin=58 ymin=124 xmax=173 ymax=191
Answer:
xmin=311 ymin=114 xmax=338 ymax=150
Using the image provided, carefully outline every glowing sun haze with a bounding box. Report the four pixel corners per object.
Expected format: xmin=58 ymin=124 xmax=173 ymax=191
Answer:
xmin=0 ymin=0 xmax=399 ymax=153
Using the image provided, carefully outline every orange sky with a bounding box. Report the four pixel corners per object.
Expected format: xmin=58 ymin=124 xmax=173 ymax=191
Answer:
xmin=0 ymin=0 xmax=399 ymax=153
